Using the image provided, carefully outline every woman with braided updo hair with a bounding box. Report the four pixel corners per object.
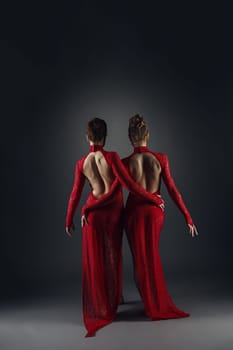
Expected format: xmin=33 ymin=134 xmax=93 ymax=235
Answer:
xmin=122 ymin=114 xmax=198 ymax=320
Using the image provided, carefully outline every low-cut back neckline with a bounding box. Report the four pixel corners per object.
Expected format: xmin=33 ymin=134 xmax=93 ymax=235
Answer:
xmin=132 ymin=146 xmax=162 ymax=170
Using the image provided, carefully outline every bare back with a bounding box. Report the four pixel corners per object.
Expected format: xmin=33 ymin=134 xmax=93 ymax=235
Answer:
xmin=128 ymin=153 xmax=162 ymax=193
xmin=83 ymin=151 xmax=115 ymax=198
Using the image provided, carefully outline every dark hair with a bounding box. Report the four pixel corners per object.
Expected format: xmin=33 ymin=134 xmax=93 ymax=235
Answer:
xmin=128 ymin=114 xmax=148 ymax=144
xmin=86 ymin=118 xmax=107 ymax=143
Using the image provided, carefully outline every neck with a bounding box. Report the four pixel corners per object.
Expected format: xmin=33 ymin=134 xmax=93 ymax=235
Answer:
xmin=132 ymin=138 xmax=147 ymax=147
xmin=89 ymin=144 xmax=104 ymax=152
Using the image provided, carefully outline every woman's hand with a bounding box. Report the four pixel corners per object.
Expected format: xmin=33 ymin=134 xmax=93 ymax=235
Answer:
xmin=159 ymin=202 xmax=165 ymax=211
xmin=188 ymin=224 xmax=198 ymax=237
xmin=81 ymin=215 xmax=88 ymax=227
xmin=65 ymin=223 xmax=75 ymax=237
xmin=157 ymin=195 xmax=165 ymax=211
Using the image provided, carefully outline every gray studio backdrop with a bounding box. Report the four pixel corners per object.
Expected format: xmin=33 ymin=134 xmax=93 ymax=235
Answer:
xmin=3 ymin=77 xmax=230 ymax=298
xmin=1 ymin=1 xmax=232 ymax=299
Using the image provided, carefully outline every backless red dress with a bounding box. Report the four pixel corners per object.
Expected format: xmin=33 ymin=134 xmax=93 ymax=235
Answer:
xmin=66 ymin=145 xmax=163 ymax=337
xmin=122 ymin=146 xmax=193 ymax=320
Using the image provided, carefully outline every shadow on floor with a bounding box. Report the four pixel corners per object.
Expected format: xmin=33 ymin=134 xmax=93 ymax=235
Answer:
xmin=116 ymin=300 xmax=149 ymax=322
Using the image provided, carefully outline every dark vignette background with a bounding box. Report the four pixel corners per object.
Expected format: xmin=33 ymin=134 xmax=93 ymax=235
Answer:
xmin=1 ymin=1 xmax=232 ymax=301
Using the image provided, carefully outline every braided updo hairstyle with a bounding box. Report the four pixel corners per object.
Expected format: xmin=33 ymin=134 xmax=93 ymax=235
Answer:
xmin=128 ymin=114 xmax=149 ymax=144
xmin=86 ymin=117 xmax=107 ymax=143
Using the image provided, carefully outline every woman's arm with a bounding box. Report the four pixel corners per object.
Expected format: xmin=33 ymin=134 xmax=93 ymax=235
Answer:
xmin=81 ymin=152 xmax=163 ymax=220
xmin=161 ymin=154 xmax=193 ymax=225
xmin=110 ymin=152 xmax=164 ymax=207
xmin=81 ymin=178 xmax=121 ymax=217
xmin=65 ymin=160 xmax=86 ymax=231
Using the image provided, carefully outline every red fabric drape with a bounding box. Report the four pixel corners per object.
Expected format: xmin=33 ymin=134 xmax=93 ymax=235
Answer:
xmin=82 ymin=189 xmax=124 ymax=337
xmin=125 ymin=193 xmax=189 ymax=319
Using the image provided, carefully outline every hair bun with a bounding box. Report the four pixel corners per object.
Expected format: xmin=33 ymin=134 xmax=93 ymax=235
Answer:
xmin=130 ymin=115 xmax=145 ymax=129
xmin=137 ymin=119 xmax=145 ymax=128
xmin=128 ymin=114 xmax=148 ymax=143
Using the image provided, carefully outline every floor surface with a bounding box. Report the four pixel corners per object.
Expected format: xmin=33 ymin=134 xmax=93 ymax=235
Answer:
xmin=1 ymin=282 xmax=233 ymax=350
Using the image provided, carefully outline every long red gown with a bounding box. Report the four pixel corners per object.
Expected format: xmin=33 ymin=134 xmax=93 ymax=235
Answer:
xmin=122 ymin=146 xmax=193 ymax=320
xmin=66 ymin=145 xmax=163 ymax=337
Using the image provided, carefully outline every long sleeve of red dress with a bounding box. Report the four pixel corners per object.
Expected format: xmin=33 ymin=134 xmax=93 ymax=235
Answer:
xmin=160 ymin=154 xmax=193 ymax=225
xmin=110 ymin=152 xmax=163 ymax=205
xmin=66 ymin=159 xmax=86 ymax=228
xmin=81 ymin=178 xmax=121 ymax=216
xmin=81 ymin=151 xmax=163 ymax=217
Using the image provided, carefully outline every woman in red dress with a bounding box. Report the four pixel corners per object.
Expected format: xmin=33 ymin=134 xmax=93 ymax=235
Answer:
xmin=122 ymin=114 xmax=198 ymax=320
xmin=65 ymin=118 xmax=164 ymax=337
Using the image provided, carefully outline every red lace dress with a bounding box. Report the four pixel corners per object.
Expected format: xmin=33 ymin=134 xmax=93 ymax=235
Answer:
xmin=66 ymin=145 xmax=163 ymax=337
xmin=122 ymin=146 xmax=193 ymax=320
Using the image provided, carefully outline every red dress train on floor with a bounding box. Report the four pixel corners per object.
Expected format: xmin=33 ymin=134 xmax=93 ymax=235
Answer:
xmin=122 ymin=146 xmax=193 ymax=320
xmin=66 ymin=145 xmax=163 ymax=337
